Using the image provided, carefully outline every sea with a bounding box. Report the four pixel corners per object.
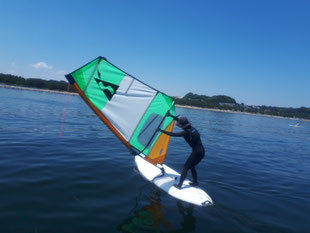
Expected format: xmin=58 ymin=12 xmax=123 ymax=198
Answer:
xmin=0 ymin=87 xmax=309 ymax=233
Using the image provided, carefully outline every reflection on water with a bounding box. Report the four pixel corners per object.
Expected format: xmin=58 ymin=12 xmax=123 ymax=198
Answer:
xmin=174 ymin=201 xmax=196 ymax=233
xmin=117 ymin=190 xmax=172 ymax=233
xmin=117 ymin=186 xmax=197 ymax=233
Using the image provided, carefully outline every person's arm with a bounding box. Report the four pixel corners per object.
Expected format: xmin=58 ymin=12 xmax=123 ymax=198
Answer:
xmin=167 ymin=112 xmax=179 ymax=121
xmin=159 ymin=129 xmax=185 ymax=137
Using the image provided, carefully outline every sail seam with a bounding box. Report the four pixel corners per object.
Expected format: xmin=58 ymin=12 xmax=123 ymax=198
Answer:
xmin=125 ymin=77 xmax=135 ymax=95
xmin=128 ymin=92 xmax=158 ymax=143
xmin=142 ymin=101 xmax=175 ymax=156
xmin=141 ymin=110 xmax=169 ymax=154
xmin=105 ymin=59 xmax=175 ymax=100
xmin=83 ymin=57 xmax=101 ymax=93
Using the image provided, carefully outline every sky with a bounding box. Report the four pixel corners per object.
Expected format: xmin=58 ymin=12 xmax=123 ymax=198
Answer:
xmin=1 ymin=0 xmax=309 ymax=107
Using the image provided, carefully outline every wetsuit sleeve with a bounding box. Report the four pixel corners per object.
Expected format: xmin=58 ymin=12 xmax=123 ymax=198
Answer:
xmin=170 ymin=115 xmax=179 ymax=121
xmin=167 ymin=112 xmax=179 ymax=121
xmin=160 ymin=130 xmax=185 ymax=137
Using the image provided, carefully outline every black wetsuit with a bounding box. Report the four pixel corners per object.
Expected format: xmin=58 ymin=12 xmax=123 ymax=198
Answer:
xmin=162 ymin=123 xmax=205 ymax=186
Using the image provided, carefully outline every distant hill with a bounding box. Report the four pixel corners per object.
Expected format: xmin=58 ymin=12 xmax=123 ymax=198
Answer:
xmin=176 ymin=92 xmax=310 ymax=120
xmin=175 ymin=92 xmax=237 ymax=108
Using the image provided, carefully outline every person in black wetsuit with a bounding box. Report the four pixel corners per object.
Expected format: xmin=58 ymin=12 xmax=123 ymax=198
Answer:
xmin=159 ymin=115 xmax=205 ymax=189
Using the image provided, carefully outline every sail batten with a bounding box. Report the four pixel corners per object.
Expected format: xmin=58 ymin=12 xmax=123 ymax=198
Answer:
xmin=83 ymin=58 xmax=100 ymax=93
xmin=65 ymin=57 xmax=175 ymax=165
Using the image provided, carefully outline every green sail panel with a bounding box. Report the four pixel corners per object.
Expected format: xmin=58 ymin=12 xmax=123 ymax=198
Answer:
xmin=71 ymin=58 xmax=126 ymax=110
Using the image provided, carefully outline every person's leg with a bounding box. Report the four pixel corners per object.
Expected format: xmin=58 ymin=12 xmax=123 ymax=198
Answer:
xmin=175 ymin=148 xmax=205 ymax=188
xmin=175 ymin=152 xmax=195 ymax=188
xmin=190 ymin=166 xmax=198 ymax=186
xmin=189 ymin=148 xmax=204 ymax=186
xmin=177 ymin=164 xmax=189 ymax=188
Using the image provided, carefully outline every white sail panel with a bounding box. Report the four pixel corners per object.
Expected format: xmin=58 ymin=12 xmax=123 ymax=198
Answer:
xmin=101 ymin=75 xmax=157 ymax=140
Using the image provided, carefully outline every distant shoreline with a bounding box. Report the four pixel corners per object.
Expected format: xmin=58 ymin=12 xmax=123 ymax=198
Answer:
xmin=1 ymin=84 xmax=308 ymax=122
xmin=175 ymin=104 xmax=310 ymax=122
xmin=0 ymin=84 xmax=78 ymax=96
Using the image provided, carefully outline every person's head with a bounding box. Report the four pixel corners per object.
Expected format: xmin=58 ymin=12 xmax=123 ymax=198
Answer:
xmin=176 ymin=117 xmax=191 ymax=129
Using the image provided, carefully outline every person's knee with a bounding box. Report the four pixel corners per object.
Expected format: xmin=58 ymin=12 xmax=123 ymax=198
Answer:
xmin=183 ymin=164 xmax=190 ymax=171
xmin=187 ymin=164 xmax=195 ymax=171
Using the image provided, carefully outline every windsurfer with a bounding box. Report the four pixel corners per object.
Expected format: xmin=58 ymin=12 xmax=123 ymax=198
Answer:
xmin=159 ymin=114 xmax=205 ymax=189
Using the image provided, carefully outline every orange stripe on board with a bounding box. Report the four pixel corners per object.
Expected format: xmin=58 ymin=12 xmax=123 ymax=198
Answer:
xmin=73 ymin=83 xmax=131 ymax=149
xmin=147 ymin=120 xmax=175 ymax=165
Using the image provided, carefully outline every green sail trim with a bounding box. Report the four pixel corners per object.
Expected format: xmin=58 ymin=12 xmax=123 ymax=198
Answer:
xmin=71 ymin=58 xmax=99 ymax=93
xmin=71 ymin=58 xmax=126 ymax=110
xmin=129 ymin=92 xmax=175 ymax=155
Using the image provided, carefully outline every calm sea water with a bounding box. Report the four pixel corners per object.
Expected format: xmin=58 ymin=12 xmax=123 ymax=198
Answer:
xmin=0 ymin=87 xmax=309 ymax=233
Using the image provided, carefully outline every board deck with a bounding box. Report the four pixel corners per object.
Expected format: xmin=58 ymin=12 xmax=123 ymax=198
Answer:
xmin=135 ymin=155 xmax=213 ymax=206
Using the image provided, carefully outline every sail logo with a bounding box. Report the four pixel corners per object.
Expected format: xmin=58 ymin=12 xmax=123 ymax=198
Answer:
xmin=94 ymin=71 xmax=119 ymax=101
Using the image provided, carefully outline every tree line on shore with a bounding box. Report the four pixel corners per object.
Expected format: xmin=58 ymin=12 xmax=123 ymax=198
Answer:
xmin=175 ymin=92 xmax=310 ymax=120
xmin=1 ymin=73 xmax=309 ymax=119
xmin=0 ymin=73 xmax=75 ymax=92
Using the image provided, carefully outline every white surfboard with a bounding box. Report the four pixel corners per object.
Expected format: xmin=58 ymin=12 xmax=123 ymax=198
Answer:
xmin=135 ymin=155 xmax=213 ymax=206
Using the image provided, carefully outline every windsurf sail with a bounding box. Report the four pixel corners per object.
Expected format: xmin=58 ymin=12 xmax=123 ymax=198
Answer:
xmin=65 ymin=56 xmax=175 ymax=166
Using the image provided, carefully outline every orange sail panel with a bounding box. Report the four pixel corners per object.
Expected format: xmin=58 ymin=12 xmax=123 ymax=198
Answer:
xmin=147 ymin=120 xmax=175 ymax=165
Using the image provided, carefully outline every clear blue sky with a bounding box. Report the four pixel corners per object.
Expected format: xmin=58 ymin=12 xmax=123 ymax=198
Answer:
xmin=1 ymin=0 xmax=309 ymax=107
